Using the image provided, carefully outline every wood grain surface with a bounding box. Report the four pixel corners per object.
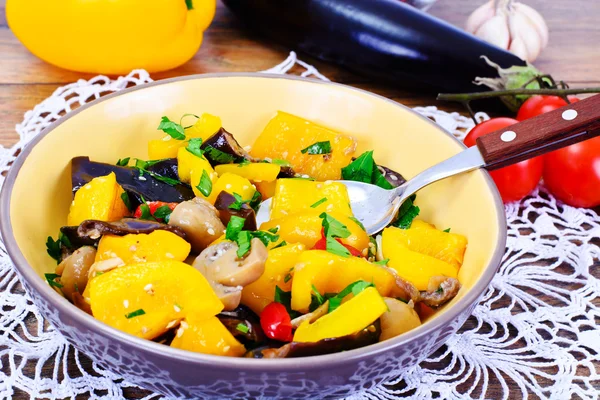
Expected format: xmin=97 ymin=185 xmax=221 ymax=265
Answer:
xmin=1 ymin=0 xmax=599 ymax=399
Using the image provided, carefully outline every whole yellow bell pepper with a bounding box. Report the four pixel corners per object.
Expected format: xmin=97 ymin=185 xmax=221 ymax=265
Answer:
xmin=7 ymin=0 xmax=216 ymax=74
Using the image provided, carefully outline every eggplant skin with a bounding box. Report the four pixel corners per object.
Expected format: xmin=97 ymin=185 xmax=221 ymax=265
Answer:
xmin=71 ymin=157 xmax=194 ymax=206
xmin=223 ymin=0 xmax=525 ymax=92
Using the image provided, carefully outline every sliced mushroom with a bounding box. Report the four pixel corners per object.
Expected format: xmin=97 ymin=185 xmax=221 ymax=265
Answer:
xmin=245 ymin=320 xmax=381 ymax=358
xmin=383 ymin=266 xmax=421 ymax=304
xmin=57 ymin=246 xmax=96 ymax=302
xmin=193 ymin=239 xmax=267 ymax=310
xmin=77 ymin=218 xmax=186 ymax=240
xmin=379 ymin=298 xmax=421 ymax=341
xmin=420 ymin=276 xmax=461 ymax=308
xmin=168 ymin=197 xmax=225 ymax=253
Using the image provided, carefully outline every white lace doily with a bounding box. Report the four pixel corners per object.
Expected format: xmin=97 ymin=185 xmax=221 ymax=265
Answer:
xmin=1 ymin=52 xmax=598 ymax=400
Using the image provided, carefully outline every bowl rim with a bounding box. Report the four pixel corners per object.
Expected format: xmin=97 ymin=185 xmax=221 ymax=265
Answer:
xmin=0 ymin=72 xmax=506 ymax=370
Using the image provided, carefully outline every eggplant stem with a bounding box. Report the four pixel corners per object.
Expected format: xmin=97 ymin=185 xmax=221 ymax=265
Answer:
xmin=462 ymin=101 xmax=478 ymax=124
xmin=437 ymin=87 xmax=600 ymax=103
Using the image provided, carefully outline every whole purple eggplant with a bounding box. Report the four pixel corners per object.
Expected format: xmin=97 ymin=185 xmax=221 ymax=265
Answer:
xmin=223 ymin=0 xmax=525 ymax=92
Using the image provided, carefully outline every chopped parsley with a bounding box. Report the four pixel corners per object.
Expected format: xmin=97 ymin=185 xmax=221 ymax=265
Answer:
xmin=436 ymin=287 xmax=444 ymax=294
xmin=274 ymin=286 xmax=300 ymax=318
xmin=186 ymin=138 xmax=204 ymax=158
xmin=44 ymin=273 xmax=63 ymax=288
xmin=300 ymin=141 xmax=332 ymax=155
xmin=153 ymin=205 xmax=173 ymax=222
xmin=134 ymin=158 xmax=182 ymax=186
xmin=225 ymin=216 xmax=246 ymax=241
xmin=271 ymin=240 xmax=287 ymax=250
xmin=248 ymin=190 xmax=262 ymax=211
xmin=228 ymin=193 xmax=248 ymax=211
xmin=46 ymin=233 xmax=71 ymax=264
xmin=157 ymin=116 xmax=186 ymax=140
xmin=319 ymin=212 xmax=351 ymax=258
xmin=235 ymin=231 xmax=252 ymax=258
xmin=325 ymin=236 xmax=351 ymax=258
xmin=125 ymin=309 xmax=146 ymax=319
xmin=138 ymin=201 xmax=157 ymax=221
xmin=236 ymin=323 xmax=249 ymax=334
xmin=271 ymin=159 xmax=292 ymax=167
xmin=310 ymin=197 xmax=328 ymax=208
xmin=268 ymin=227 xmax=279 ymax=234
xmin=284 ymin=273 xmax=292 ymax=283
xmin=341 ymin=151 xmax=393 ymax=190
xmin=393 ymin=194 xmax=420 ymax=229
xmin=196 ymin=170 xmax=213 ymax=197
xmin=443 ymin=228 xmax=451 ymax=233
xmin=120 ymin=192 xmax=133 ymax=212
xmin=116 ymin=157 xmax=130 ymax=167
xmin=238 ymin=159 xmax=252 ymax=167
xmin=311 ymin=285 xmax=325 ymax=305
xmin=225 ymin=216 xmax=278 ymax=258
xmin=327 ymin=280 xmax=374 ymax=313
xmin=349 ymin=216 xmax=365 ymax=231
xmin=203 ymin=145 xmax=237 ymax=164
xmin=373 ymin=258 xmax=390 ymax=266
xmin=185 ymin=0 xmax=194 ymax=10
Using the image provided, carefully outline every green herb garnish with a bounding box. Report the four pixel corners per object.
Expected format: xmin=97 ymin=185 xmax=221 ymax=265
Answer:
xmin=320 ymin=212 xmax=350 ymax=239
xmin=116 ymin=157 xmax=130 ymax=167
xmin=134 ymin=158 xmax=182 ymax=186
xmin=249 ymin=190 xmax=262 ymax=211
xmin=268 ymin=227 xmax=279 ymax=234
xmin=300 ymin=141 xmax=332 ymax=155
xmin=44 ymin=273 xmax=63 ymax=288
xmin=311 ymin=284 xmax=325 ymax=305
xmin=310 ymin=197 xmax=328 ymax=208
xmin=228 ymin=193 xmax=247 ymax=211
xmin=186 ymin=138 xmax=204 ymax=158
xmin=157 ymin=116 xmax=186 ymax=140
xmin=249 ymin=231 xmax=280 ymax=248
xmin=271 ymin=240 xmax=287 ymax=250
xmin=327 ymin=280 xmax=375 ymax=313
xmin=236 ymin=323 xmax=249 ymax=334
xmin=341 ymin=151 xmax=393 ymax=190
xmin=274 ymin=286 xmax=300 ymax=318
xmin=185 ymin=0 xmax=194 ymax=10
xmin=271 ymin=159 xmax=292 ymax=167
xmin=120 ymin=192 xmax=133 ymax=212
xmin=125 ymin=309 xmax=146 ymax=319
xmin=325 ymin=236 xmax=351 ymax=257
xmin=46 ymin=233 xmax=71 ymax=264
xmin=443 ymin=228 xmax=451 ymax=233
xmin=203 ymin=145 xmax=237 ymax=163
xmin=153 ymin=205 xmax=173 ymax=222
xmin=373 ymin=258 xmax=389 ymax=266
xmin=284 ymin=273 xmax=292 ymax=283
xmin=436 ymin=287 xmax=444 ymax=294
xmin=393 ymin=194 xmax=419 ymax=229
xmin=196 ymin=170 xmax=213 ymax=197
xmin=236 ymin=231 xmax=252 ymax=258
xmin=225 ymin=216 xmax=246 ymax=241
xmin=349 ymin=216 xmax=365 ymax=231
xmin=238 ymin=159 xmax=252 ymax=167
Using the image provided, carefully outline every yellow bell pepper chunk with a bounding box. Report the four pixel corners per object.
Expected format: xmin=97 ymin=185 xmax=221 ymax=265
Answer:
xmin=254 ymin=180 xmax=277 ymax=200
xmin=250 ymin=111 xmax=357 ymax=181
xmin=89 ymin=261 xmax=223 ymax=340
xmin=396 ymin=221 xmax=468 ymax=268
xmin=382 ymin=227 xmax=458 ymax=291
xmin=270 ymin=179 xmax=352 ymax=220
xmin=260 ymin=210 xmax=369 ymax=252
xmin=241 ymin=243 xmax=306 ymax=315
xmin=148 ymin=113 xmax=222 ymax=160
xmin=184 ymin=113 xmax=222 ymax=141
xmin=207 ymin=172 xmax=256 ymax=204
xmin=215 ymin=163 xmax=281 ymax=183
xmin=177 ymin=146 xmax=217 ymax=185
xmin=171 ymin=316 xmax=245 ymax=357
xmin=293 ymin=287 xmax=387 ymax=343
xmin=7 ymin=0 xmax=217 ymax=75
xmin=67 ymin=172 xmax=129 ymax=226
xmin=95 ymin=231 xmax=191 ymax=264
xmin=291 ymin=250 xmax=396 ymax=313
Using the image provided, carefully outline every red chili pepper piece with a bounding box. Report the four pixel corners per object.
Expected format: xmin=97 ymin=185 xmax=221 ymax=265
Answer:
xmin=260 ymin=302 xmax=293 ymax=342
xmin=133 ymin=201 xmax=178 ymax=221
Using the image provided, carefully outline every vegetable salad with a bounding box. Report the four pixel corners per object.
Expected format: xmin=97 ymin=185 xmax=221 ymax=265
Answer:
xmin=46 ymin=111 xmax=468 ymax=358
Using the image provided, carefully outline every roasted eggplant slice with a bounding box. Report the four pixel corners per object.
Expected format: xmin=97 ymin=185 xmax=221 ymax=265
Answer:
xmin=77 ymin=218 xmax=186 ymax=239
xmin=200 ymin=128 xmax=253 ymax=166
xmin=145 ymin=158 xmax=180 ymax=181
xmin=213 ymin=192 xmax=257 ymax=231
xmin=71 ymin=157 xmax=194 ymax=207
xmin=218 ymin=305 xmax=266 ymax=347
xmin=245 ymin=320 xmax=381 ymax=358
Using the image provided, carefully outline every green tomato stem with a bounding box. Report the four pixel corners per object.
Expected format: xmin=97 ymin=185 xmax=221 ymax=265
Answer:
xmin=437 ymin=88 xmax=600 ymax=103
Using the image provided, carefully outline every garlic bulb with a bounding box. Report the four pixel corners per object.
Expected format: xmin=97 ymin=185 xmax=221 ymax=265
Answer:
xmin=466 ymin=0 xmax=549 ymax=62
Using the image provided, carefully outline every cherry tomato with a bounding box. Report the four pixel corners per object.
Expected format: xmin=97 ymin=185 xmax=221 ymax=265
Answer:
xmin=464 ymin=118 xmax=543 ymax=203
xmin=260 ymin=302 xmax=293 ymax=342
xmin=516 ymin=95 xmax=579 ymax=121
xmin=133 ymin=201 xmax=178 ymax=221
xmin=542 ymin=136 xmax=600 ymax=208
xmin=312 ymin=228 xmax=363 ymax=257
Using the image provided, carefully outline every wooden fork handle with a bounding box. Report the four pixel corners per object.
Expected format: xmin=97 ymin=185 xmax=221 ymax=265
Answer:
xmin=476 ymin=94 xmax=600 ymax=170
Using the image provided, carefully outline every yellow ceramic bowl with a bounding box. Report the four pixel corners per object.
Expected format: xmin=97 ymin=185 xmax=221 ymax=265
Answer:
xmin=0 ymin=74 xmax=505 ymax=399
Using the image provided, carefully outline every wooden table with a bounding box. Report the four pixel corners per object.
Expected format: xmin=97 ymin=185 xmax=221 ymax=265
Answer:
xmin=1 ymin=1 xmax=599 ymax=398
